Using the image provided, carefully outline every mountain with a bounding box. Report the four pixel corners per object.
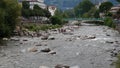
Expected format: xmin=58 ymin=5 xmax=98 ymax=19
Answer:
xmin=44 ymin=0 xmax=119 ymax=10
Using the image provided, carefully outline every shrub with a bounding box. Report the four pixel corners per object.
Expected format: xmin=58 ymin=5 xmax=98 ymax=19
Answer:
xmin=23 ymin=24 xmax=62 ymax=31
xmin=115 ymin=55 xmax=120 ymax=68
xmin=104 ymin=17 xmax=116 ymax=28
xmin=50 ymin=16 xmax=63 ymax=25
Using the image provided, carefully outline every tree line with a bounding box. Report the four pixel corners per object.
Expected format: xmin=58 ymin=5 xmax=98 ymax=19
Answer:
xmin=1 ymin=0 xmax=120 ymax=38
xmin=0 ymin=0 xmax=20 ymax=38
xmin=56 ymin=0 xmax=116 ymax=18
xmin=22 ymin=1 xmax=51 ymax=18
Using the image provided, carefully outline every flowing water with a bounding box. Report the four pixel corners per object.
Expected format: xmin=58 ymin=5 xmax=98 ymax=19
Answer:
xmin=0 ymin=23 xmax=120 ymax=68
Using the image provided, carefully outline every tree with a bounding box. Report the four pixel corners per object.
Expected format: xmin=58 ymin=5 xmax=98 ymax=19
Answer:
xmin=55 ymin=9 xmax=63 ymax=18
xmin=74 ymin=0 xmax=94 ymax=17
xmin=43 ymin=9 xmax=51 ymax=18
xmin=0 ymin=0 xmax=21 ymax=37
xmin=83 ymin=7 xmax=100 ymax=18
xmin=63 ymin=9 xmax=75 ymax=18
xmin=22 ymin=1 xmax=30 ymax=9
xmin=116 ymin=0 xmax=120 ymax=3
xmin=99 ymin=1 xmax=113 ymax=13
xmin=22 ymin=4 xmax=51 ymax=18
xmin=22 ymin=1 xmax=31 ymax=18
xmin=50 ymin=16 xmax=63 ymax=25
xmin=33 ymin=4 xmax=51 ymax=18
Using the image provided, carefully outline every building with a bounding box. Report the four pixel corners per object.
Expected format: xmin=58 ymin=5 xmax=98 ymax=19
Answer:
xmin=18 ymin=0 xmax=46 ymax=9
xmin=109 ymin=5 xmax=120 ymax=18
xmin=29 ymin=0 xmax=46 ymax=9
xmin=48 ymin=6 xmax=57 ymax=16
xmin=110 ymin=5 xmax=120 ymax=14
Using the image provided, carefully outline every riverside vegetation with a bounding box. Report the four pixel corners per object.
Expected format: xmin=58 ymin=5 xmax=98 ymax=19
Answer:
xmin=0 ymin=0 xmax=120 ymax=68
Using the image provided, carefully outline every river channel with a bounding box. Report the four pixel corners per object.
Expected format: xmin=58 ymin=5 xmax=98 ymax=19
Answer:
xmin=0 ymin=23 xmax=120 ymax=68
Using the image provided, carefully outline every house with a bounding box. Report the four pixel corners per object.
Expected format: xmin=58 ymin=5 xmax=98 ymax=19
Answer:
xmin=48 ymin=6 xmax=57 ymax=16
xmin=18 ymin=0 xmax=46 ymax=9
xmin=109 ymin=5 xmax=120 ymax=19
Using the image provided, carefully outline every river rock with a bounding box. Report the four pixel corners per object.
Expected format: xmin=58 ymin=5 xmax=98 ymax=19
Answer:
xmin=48 ymin=36 xmax=55 ymax=40
xmin=39 ymin=66 xmax=49 ymax=68
xmin=36 ymin=44 xmax=42 ymax=46
xmin=2 ymin=38 xmax=9 ymax=41
xmin=106 ymin=34 xmax=110 ymax=36
xmin=87 ymin=35 xmax=96 ymax=39
xmin=111 ymin=52 xmax=118 ymax=57
xmin=10 ymin=38 xmax=20 ymax=41
xmin=49 ymin=51 xmax=56 ymax=55
xmin=28 ymin=47 xmax=38 ymax=52
xmin=106 ymin=41 xmax=114 ymax=44
xmin=70 ymin=65 xmax=80 ymax=68
xmin=23 ymin=39 xmax=28 ymax=41
xmin=41 ymin=36 xmax=48 ymax=40
xmin=55 ymin=64 xmax=70 ymax=68
xmin=41 ymin=48 xmax=51 ymax=52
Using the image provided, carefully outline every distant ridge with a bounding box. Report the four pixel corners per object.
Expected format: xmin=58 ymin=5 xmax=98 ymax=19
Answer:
xmin=44 ymin=0 xmax=119 ymax=10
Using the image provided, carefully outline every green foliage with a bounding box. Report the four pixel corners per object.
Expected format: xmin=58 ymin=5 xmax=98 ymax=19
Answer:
xmin=22 ymin=3 xmax=51 ymax=18
xmin=105 ymin=12 xmax=113 ymax=17
xmin=43 ymin=9 xmax=51 ymax=18
xmin=0 ymin=0 xmax=21 ymax=37
xmin=22 ymin=1 xmax=30 ymax=9
xmin=22 ymin=9 xmax=31 ymax=18
xmin=50 ymin=16 xmax=63 ymax=25
xmin=82 ymin=7 xmax=100 ymax=18
xmin=94 ymin=9 xmax=100 ymax=18
xmin=74 ymin=0 xmax=94 ymax=17
xmin=115 ymin=55 xmax=120 ymax=68
xmin=55 ymin=9 xmax=63 ymax=18
xmin=99 ymin=1 xmax=113 ymax=13
xmin=62 ymin=9 xmax=75 ymax=18
xmin=104 ymin=17 xmax=116 ymax=28
xmin=24 ymin=24 xmax=62 ymax=31
xmin=116 ymin=0 xmax=120 ymax=3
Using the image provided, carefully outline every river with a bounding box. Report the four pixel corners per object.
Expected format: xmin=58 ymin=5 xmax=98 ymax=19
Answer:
xmin=0 ymin=23 xmax=120 ymax=68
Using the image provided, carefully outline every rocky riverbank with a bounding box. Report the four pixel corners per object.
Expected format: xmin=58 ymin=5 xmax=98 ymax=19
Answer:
xmin=0 ymin=23 xmax=120 ymax=68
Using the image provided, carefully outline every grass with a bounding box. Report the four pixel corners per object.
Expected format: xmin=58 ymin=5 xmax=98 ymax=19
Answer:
xmin=23 ymin=23 xmax=62 ymax=31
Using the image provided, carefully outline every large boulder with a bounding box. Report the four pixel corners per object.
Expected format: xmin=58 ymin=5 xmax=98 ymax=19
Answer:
xmin=41 ymin=48 xmax=51 ymax=52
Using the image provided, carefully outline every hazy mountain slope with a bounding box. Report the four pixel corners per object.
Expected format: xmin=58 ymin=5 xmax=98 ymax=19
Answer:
xmin=44 ymin=0 xmax=118 ymax=10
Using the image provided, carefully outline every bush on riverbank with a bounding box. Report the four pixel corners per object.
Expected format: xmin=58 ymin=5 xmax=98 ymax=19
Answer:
xmin=50 ymin=16 xmax=63 ymax=25
xmin=115 ymin=55 xmax=120 ymax=68
xmin=104 ymin=17 xmax=116 ymax=28
xmin=23 ymin=24 xmax=62 ymax=31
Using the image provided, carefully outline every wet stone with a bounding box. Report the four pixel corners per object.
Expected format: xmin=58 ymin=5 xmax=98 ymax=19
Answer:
xmin=23 ymin=39 xmax=28 ymax=41
xmin=87 ymin=36 xmax=96 ymax=39
xmin=70 ymin=65 xmax=80 ymax=68
xmin=106 ymin=41 xmax=114 ymax=44
xmin=48 ymin=36 xmax=55 ymax=40
xmin=41 ymin=36 xmax=48 ymax=40
xmin=28 ymin=47 xmax=38 ymax=52
xmin=41 ymin=49 xmax=50 ymax=52
xmin=39 ymin=66 xmax=49 ymax=68
xmin=55 ymin=64 xmax=70 ymax=68
xmin=20 ymin=42 xmax=23 ymax=44
xmin=10 ymin=38 xmax=20 ymax=41
xmin=49 ymin=51 xmax=56 ymax=55
xmin=41 ymin=48 xmax=51 ymax=52
xmin=2 ymin=38 xmax=9 ymax=41
xmin=106 ymin=34 xmax=110 ymax=36
xmin=36 ymin=44 xmax=42 ymax=46
xmin=111 ymin=52 xmax=118 ymax=57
